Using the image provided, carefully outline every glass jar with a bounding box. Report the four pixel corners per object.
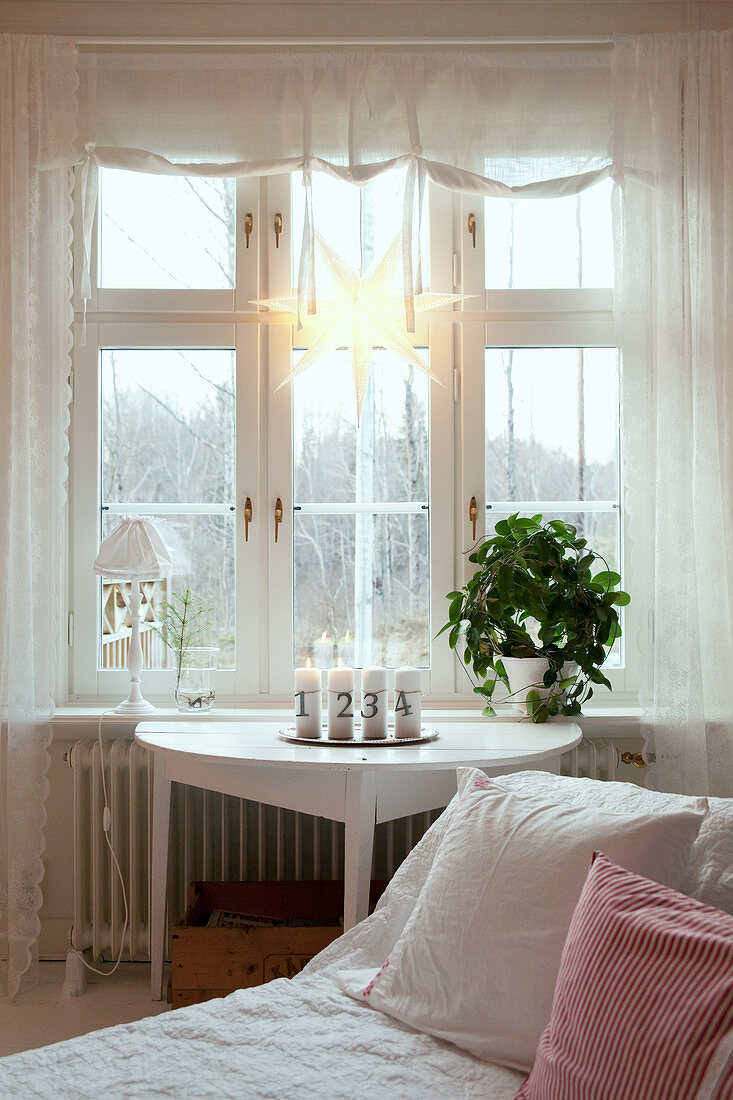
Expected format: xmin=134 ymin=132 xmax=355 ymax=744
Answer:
xmin=175 ymin=647 xmax=218 ymax=712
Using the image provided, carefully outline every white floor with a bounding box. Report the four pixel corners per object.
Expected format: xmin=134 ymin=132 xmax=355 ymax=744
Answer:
xmin=0 ymin=962 xmax=170 ymax=1058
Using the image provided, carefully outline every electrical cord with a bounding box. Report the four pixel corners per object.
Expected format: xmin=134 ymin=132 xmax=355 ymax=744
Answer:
xmin=75 ymin=710 xmax=130 ymax=977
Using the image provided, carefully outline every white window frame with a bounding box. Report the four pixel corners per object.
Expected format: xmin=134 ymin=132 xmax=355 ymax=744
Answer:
xmin=263 ymin=175 xmax=456 ymax=696
xmin=66 ymin=169 xmax=638 ymax=708
xmin=456 ymin=193 xmax=640 ymax=704
xmin=69 ymin=173 xmax=263 ymax=703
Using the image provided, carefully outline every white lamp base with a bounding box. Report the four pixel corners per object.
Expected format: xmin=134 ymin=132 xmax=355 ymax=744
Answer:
xmin=115 ymin=587 xmax=157 ymax=716
xmin=114 ymin=697 xmax=157 ymax=716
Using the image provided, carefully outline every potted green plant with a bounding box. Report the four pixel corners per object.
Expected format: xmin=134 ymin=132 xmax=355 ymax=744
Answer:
xmin=439 ymin=514 xmax=630 ymax=723
xmin=155 ymin=589 xmax=217 ymax=711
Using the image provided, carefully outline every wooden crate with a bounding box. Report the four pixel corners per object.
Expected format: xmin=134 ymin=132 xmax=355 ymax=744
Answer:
xmin=170 ymin=880 xmax=385 ymax=1008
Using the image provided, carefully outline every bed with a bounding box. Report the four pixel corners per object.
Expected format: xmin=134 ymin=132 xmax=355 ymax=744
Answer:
xmin=2 ymin=771 xmax=731 ymax=1100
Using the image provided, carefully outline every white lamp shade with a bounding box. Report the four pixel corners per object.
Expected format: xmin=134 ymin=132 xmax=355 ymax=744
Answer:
xmin=93 ymin=517 xmax=174 ymax=581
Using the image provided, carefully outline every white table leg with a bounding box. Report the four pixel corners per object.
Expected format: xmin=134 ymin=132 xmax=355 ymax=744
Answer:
xmin=343 ymin=769 xmax=377 ymax=931
xmin=150 ymin=758 xmax=172 ymax=1000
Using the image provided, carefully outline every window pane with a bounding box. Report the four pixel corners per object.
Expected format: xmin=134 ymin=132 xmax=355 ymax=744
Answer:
xmin=101 ymin=349 xmax=235 ymax=505
xmin=99 ymin=169 xmax=235 ymax=289
xmin=293 ymin=352 xmax=429 ymax=505
xmin=99 ymin=512 xmax=235 ymax=671
xmin=294 ymin=511 xmax=430 ymax=670
xmin=293 ymin=347 xmax=430 ymax=669
xmin=484 ymin=178 xmax=613 ymax=289
xmin=292 ymin=169 xmax=430 ymax=287
xmin=485 ymin=348 xmax=618 ymax=502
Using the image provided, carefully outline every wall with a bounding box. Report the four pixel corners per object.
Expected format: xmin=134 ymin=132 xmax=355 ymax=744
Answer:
xmin=0 ymin=0 xmax=731 ymax=41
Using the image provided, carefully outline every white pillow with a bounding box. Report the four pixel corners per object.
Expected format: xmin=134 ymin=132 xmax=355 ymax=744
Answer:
xmin=477 ymin=770 xmax=733 ymax=913
xmin=361 ymin=769 xmax=707 ymax=1072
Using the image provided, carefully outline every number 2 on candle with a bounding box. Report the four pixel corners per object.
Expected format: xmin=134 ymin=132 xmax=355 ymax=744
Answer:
xmin=337 ymin=692 xmax=354 ymax=718
xmin=361 ymin=692 xmax=379 ymax=719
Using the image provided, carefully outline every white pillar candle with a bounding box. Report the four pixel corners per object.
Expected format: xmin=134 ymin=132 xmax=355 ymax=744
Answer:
xmin=313 ymin=631 xmax=334 ymax=668
xmin=294 ymin=662 xmax=322 ymax=737
xmin=394 ymin=666 xmax=422 ymax=738
xmin=327 ymin=665 xmax=355 ymax=739
xmin=337 ymin=630 xmax=355 ymax=667
xmin=360 ymin=666 xmax=388 ymax=739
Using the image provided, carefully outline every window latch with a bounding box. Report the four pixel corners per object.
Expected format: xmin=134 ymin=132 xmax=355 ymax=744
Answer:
xmin=467 ymin=212 xmax=477 ymax=248
xmin=274 ymin=213 xmax=283 ymax=249
xmin=244 ymin=213 xmax=254 ymax=249
xmin=244 ymin=496 xmax=253 ymax=542
xmin=274 ymin=497 xmax=284 ymax=543
xmin=469 ymin=495 xmax=478 ymax=541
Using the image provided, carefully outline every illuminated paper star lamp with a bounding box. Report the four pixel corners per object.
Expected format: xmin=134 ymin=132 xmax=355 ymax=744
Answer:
xmin=254 ymin=233 xmax=466 ymax=420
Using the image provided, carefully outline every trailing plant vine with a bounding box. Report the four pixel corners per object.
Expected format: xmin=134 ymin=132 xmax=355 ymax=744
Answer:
xmin=438 ymin=514 xmax=630 ymax=722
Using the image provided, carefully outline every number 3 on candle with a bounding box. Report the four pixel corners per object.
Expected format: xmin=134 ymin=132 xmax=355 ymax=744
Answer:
xmin=337 ymin=692 xmax=354 ymax=718
xmin=361 ymin=692 xmax=379 ymax=719
xmin=395 ymin=690 xmax=413 ymax=716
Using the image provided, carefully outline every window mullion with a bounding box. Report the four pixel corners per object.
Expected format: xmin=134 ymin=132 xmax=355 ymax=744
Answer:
xmin=69 ymin=322 xmax=102 ymax=700
xmin=234 ymin=175 xmax=261 ymax=313
xmin=234 ymin=322 xmax=263 ymax=695
xmin=458 ymin=324 xmax=488 ymax=569
xmin=263 ymin=174 xmax=296 ymax=694
xmin=428 ymin=321 xmax=457 ymax=696
xmin=267 ymin=322 xmax=296 ymax=695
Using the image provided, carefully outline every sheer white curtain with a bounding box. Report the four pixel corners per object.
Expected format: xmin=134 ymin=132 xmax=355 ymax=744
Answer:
xmin=0 ymin=34 xmax=78 ymax=998
xmin=613 ymin=31 xmax=733 ymax=796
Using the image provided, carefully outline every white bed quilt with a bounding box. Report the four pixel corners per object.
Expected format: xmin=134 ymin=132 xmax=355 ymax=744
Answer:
xmin=0 ymin=975 xmax=525 ymax=1099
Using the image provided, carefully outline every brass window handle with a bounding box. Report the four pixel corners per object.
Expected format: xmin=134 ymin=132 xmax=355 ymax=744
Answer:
xmin=469 ymin=495 xmax=478 ymax=541
xmin=274 ymin=213 xmax=283 ymax=248
xmin=274 ymin=497 xmax=284 ymax=543
xmin=467 ymin=212 xmax=477 ymax=248
xmin=244 ymin=496 xmax=253 ymax=542
xmin=244 ymin=213 xmax=254 ymax=248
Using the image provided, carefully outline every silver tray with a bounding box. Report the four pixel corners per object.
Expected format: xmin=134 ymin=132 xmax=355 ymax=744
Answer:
xmin=278 ymin=725 xmax=439 ymax=747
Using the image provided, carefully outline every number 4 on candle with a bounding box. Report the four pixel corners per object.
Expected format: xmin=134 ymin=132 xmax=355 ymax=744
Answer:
xmin=395 ymin=691 xmax=413 ymax=716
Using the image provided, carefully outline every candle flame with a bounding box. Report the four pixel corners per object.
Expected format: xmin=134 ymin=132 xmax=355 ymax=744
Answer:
xmin=306 ymin=656 xmax=312 ymax=669
xmin=337 ymin=657 xmax=343 ymax=668
xmin=320 ymin=630 xmax=328 ymax=642
xmin=344 ymin=630 xmax=350 ymax=641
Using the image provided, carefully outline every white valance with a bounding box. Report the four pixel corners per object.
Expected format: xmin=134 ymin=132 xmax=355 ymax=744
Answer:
xmin=74 ymin=45 xmax=614 ymax=326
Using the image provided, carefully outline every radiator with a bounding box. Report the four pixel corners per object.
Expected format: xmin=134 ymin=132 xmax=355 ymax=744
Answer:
xmin=69 ymin=736 xmax=617 ymax=963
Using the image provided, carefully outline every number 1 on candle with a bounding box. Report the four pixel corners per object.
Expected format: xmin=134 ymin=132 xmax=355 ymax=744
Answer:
xmin=295 ymin=691 xmax=307 ymax=717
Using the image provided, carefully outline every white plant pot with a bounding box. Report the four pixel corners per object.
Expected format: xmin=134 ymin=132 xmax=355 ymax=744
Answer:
xmin=502 ymin=657 xmax=578 ymax=716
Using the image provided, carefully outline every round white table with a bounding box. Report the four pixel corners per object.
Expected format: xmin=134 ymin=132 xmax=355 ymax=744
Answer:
xmin=136 ymin=719 xmax=581 ymax=999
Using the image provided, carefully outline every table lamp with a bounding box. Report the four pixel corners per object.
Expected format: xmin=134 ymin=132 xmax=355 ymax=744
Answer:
xmin=93 ymin=517 xmax=174 ymax=715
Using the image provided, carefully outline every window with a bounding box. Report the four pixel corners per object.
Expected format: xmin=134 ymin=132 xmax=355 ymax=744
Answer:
xmin=69 ymin=167 xmax=634 ymax=703
xmin=99 ymin=170 xmax=236 ymax=290
xmin=457 ymin=180 xmax=632 ymax=694
xmin=99 ymin=347 xmax=236 ymax=671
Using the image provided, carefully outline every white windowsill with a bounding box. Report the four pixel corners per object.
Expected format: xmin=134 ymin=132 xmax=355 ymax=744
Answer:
xmin=49 ymin=702 xmax=644 ymax=741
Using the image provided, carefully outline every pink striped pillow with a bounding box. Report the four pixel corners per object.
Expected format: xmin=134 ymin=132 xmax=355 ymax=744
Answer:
xmin=515 ymin=852 xmax=733 ymax=1100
